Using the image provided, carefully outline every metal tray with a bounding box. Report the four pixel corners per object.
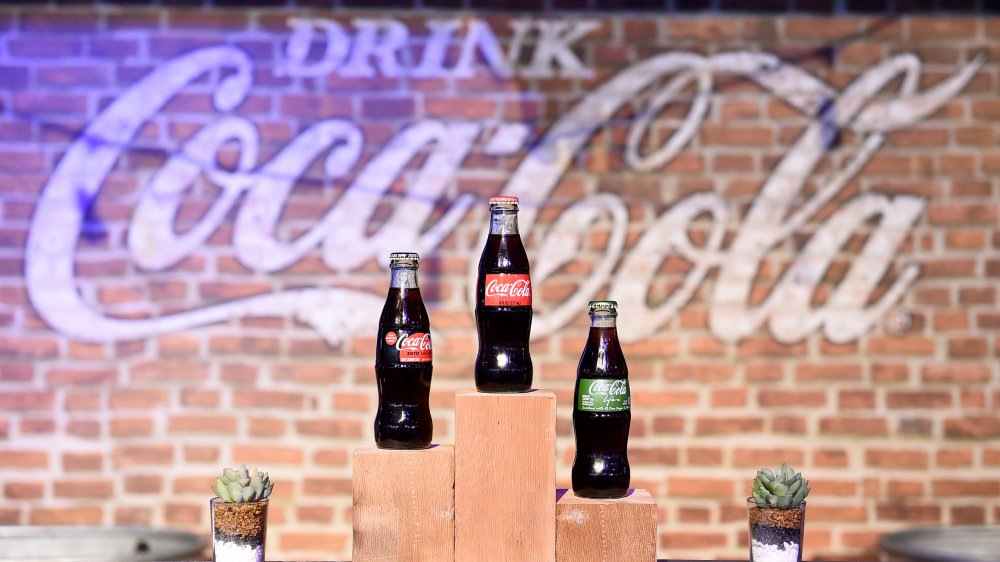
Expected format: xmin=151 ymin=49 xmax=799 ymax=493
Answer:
xmin=0 ymin=525 xmax=204 ymax=561
xmin=880 ymin=526 xmax=1000 ymax=562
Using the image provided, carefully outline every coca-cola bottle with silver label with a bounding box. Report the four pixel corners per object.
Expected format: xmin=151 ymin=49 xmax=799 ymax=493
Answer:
xmin=475 ymin=196 xmax=533 ymax=392
xmin=572 ymin=301 xmax=630 ymax=498
xmin=375 ymin=252 xmax=433 ymax=449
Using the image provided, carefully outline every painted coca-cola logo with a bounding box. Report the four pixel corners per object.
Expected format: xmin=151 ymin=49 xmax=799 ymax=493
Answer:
xmin=20 ymin=18 xmax=984 ymax=347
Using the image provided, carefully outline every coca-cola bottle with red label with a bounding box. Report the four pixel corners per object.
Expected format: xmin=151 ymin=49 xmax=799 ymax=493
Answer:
xmin=375 ymin=252 xmax=433 ymax=449
xmin=572 ymin=301 xmax=630 ymax=498
xmin=475 ymin=196 xmax=533 ymax=392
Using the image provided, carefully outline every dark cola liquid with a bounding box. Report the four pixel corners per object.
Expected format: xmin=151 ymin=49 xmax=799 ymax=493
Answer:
xmin=572 ymin=326 xmax=630 ymax=498
xmin=375 ymin=287 xmax=432 ymax=449
xmin=476 ymin=232 xmax=532 ymax=392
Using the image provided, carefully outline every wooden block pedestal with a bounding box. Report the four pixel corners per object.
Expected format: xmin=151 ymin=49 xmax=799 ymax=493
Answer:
xmin=455 ymin=390 xmax=557 ymax=562
xmin=352 ymin=445 xmax=455 ymax=562
xmin=556 ymin=488 xmax=657 ymax=562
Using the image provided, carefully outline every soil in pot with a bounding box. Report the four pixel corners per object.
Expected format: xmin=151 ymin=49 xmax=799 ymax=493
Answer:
xmin=211 ymin=499 xmax=267 ymax=562
xmin=748 ymin=502 xmax=804 ymax=562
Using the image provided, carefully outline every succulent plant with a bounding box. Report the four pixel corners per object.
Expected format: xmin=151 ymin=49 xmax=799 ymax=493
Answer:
xmin=752 ymin=463 xmax=810 ymax=509
xmin=213 ymin=465 xmax=273 ymax=504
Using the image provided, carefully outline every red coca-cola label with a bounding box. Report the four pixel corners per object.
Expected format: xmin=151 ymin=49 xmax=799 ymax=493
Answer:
xmin=484 ymin=274 xmax=532 ymax=307
xmin=384 ymin=331 xmax=398 ymax=346
xmin=394 ymin=331 xmax=432 ymax=363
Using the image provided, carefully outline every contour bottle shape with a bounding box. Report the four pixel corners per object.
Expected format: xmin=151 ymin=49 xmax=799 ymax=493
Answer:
xmin=374 ymin=252 xmax=433 ymax=449
xmin=475 ymin=196 xmax=533 ymax=393
xmin=572 ymin=300 xmax=631 ymax=498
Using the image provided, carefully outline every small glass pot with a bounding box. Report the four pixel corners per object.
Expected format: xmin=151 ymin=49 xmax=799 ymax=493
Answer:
xmin=747 ymin=498 xmax=806 ymax=562
xmin=210 ymin=497 xmax=268 ymax=562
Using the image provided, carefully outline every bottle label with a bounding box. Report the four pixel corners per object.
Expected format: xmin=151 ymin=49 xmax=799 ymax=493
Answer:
xmin=484 ymin=273 xmax=532 ymax=307
xmin=577 ymin=378 xmax=631 ymax=412
xmin=380 ymin=330 xmax=432 ymax=363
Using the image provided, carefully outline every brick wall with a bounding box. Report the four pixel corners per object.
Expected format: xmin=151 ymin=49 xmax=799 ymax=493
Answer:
xmin=1 ymin=4 xmax=998 ymax=560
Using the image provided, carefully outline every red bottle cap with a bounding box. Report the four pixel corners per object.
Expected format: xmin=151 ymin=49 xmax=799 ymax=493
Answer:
xmin=489 ymin=196 xmax=519 ymax=205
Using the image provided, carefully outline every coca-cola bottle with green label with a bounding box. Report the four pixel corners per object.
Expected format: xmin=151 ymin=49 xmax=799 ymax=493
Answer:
xmin=572 ymin=300 xmax=630 ymax=498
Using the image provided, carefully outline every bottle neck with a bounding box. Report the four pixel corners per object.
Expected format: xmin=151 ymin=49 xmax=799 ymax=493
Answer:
xmin=590 ymin=311 xmax=617 ymax=329
xmin=390 ymin=268 xmax=419 ymax=289
xmin=490 ymin=207 xmax=519 ymax=235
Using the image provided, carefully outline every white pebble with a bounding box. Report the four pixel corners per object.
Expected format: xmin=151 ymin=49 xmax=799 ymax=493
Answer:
xmin=751 ymin=539 xmax=800 ymax=562
xmin=214 ymin=538 xmax=264 ymax=562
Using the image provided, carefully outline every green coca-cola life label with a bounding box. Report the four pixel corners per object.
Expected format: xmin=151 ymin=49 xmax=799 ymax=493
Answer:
xmin=577 ymin=378 xmax=631 ymax=412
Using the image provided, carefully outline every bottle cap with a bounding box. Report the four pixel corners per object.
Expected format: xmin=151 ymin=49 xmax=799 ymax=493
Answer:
xmin=589 ymin=300 xmax=618 ymax=312
xmin=489 ymin=196 xmax=519 ymax=206
xmin=388 ymin=252 xmax=420 ymax=267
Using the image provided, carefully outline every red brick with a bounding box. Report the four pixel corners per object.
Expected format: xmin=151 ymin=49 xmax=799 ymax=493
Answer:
xmin=666 ymin=19 xmax=739 ymax=40
xmin=130 ymin=360 xmax=209 ymax=382
xmin=30 ymin=507 xmax=103 ymax=525
xmin=110 ymin=388 xmax=168 ymax=409
xmin=819 ymin=417 xmax=888 ymax=437
xmin=303 ymin=477 xmax=351 ymax=496
xmin=0 ymin=391 xmax=53 ymax=411
xmin=877 ymin=503 xmax=940 ymax=522
xmin=922 ymin=364 xmax=992 ymax=384
xmin=866 ymin=449 xmax=929 ymax=469
xmin=629 ymin=446 xmax=679 ymax=466
xmin=662 ymin=363 xmax=733 ymax=382
xmin=945 ymin=416 xmax=1000 ymax=439
xmin=63 ymin=452 xmax=103 ymax=472
xmin=932 ymin=479 xmax=1000 ymax=497
xmin=280 ymin=94 xmax=353 ymax=118
xmin=273 ymin=364 xmax=345 ymax=384
xmin=732 ymin=448 xmax=805 ymax=468
xmin=65 ymin=391 xmax=100 ymax=412
xmin=0 ymin=336 xmax=59 ymax=358
xmin=234 ymin=390 xmax=304 ymax=409
xmin=937 ymin=449 xmax=974 ymax=468
xmin=887 ymin=390 xmax=952 ymax=409
xmin=168 ymin=415 xmax=237 ymax=434
xmin=928 ymin=203 xmax=998 ymax=225
xmin=248 ymin=417 xmax=286 ymax=437
xmin=210 ymin=336 xmax=281 ymax=355
xmin=667 ymin=476 xmax=734 ymax=498
xmin=659 ymin=531 xmax=729 ymax=549
xmin=5 ymin=482 xmax=44 ymax=500
xmin=701 ymin=125 xmax=773 ymax=146
xmin=839 ymin=389 xmax=876 ymax=409
xmin=45 ymin=368 xmax=117 ymax=386
xmin=114 ymin=506 xmax=151 ymax=525
xmin=54 ymin=479 xmax=114 ymax=499
xmin=738 ymin=338 xmax=806 ymax=358
xmin=694 ymin=417 xmax=764 ymax=435
xmin=184 ymin=445 xmax=219 ymax=463
xmin=758 ymin=389 xmax=826 ymax=408
xmin=113 ymin=445 xmax=173 ymax=468
xmin=124 ymin=475 xmax=163 ymax=494
xmin=867 ymin=335 xmax=934 ymax=355
xmin=280 ymin=532 xmax=348 ymax=553
xmin=165 ymin=502 xmax=202 ymax=525
xmin=794 ymin=363 xmax=862 ymax=382
xmin=232 ymin=445 xmax=303 ymax=465
xmin=909 ymin=18 xmax=978 ymax=40
xmin=314 ymin=448 xmax=349 ymax=467
xmin=808 ymin=505 xmax=867 ymax=523
xmin=295 ymin=419 xmax=364 ymax=438
xmin=181 ymin=389 xmax=219 ymax=407
xmin=111 ymin=417 xmax=153 ymax=437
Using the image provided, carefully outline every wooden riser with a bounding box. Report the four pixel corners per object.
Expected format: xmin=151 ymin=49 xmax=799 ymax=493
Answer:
xmin=352 ymin=445 xmax=455 ymax=562
xmin=455 ymin=389 xmax=557 ymax=562
xmin=556 ymin=488 xmax=657 ymax=562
